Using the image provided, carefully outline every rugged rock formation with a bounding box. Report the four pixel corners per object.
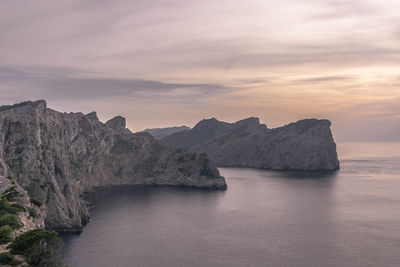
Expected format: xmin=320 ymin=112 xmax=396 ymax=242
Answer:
xmin=0 ymin=100 xmax=226 ymax=231
xmin=142 ymin=126 xmax=190 ymax=140
xmin=105 ymin=115 xmax=132 ymax=135
xmin=162 ymin=117 xmax=340 ymax=171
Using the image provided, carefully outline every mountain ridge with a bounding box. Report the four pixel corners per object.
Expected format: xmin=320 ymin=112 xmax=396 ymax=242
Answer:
xmin=162 ymin=117 xmax=340 ymax=171
xmin=142 ymin=126 xmax=190 ymax=140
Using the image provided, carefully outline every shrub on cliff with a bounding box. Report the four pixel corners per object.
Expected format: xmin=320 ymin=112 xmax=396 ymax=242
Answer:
xmin=30 ymin=198 xmax=42 ymax=207
xmin=9 ymin=229 xmax=64 ymax=267
xmin=10 ymin=203 xmax=26 ymax=213
xmin=2 ymin=187 xmax=19 ymax=202
xmin=27 ymin=207 xmax=38 ymax=218
xmin=0 ymin=225 xmax=13 ymax=244
xmin=0 ymin=252 xmax=19 ymax=266
xmin=0 ymin=214 xmax=21 ymax=230
xmin=0 ymin=198 xmax=26 ymax=215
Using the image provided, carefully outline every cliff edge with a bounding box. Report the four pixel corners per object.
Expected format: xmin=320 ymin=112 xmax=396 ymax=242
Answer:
xmin=0 ymin=100 xmax=226 ymax=231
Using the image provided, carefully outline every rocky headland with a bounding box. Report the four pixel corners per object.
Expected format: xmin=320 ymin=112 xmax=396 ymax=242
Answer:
xmin=162 ymin=117 xmax=340 ymax=171
xmin=0 ymin=100 xmax=226 ymax=232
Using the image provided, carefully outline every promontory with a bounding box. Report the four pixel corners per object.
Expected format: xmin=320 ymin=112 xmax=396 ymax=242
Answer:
xmin=162 ymin=117 xmax=340 ymax=171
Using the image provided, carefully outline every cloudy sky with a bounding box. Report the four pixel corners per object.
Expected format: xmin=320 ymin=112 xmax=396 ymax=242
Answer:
xmin=1 ymin=0 xmax=399 ymax=141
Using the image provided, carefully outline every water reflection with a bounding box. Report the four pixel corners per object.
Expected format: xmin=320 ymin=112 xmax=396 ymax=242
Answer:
xmin=61 ymin=143 xmax=400 ymax=267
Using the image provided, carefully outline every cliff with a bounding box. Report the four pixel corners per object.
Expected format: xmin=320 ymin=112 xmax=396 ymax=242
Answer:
xmin=162 ymin=117 xmax=340 ymax=171
xmin=0 ymin=100 xmax=226 ymax=231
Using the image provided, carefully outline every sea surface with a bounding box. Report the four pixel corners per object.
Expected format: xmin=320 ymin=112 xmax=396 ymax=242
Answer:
xmin=61 ymin=143 xmax=400 ymax=267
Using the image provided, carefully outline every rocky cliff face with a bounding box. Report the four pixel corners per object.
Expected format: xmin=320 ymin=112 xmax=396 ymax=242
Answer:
xmin=0 ymin=100 xmax=226 ymax=231
xmin=162 ymin=117 xmax=340 ymax=171
xmin=142 ymin=126 xmax=190 ymax=140
xmin=105 ymin=115 xmax=132 ymax=135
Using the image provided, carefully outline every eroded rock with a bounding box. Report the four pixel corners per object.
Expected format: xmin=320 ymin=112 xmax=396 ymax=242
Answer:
xmin=0 ymin=100 xmax=226 ymax=231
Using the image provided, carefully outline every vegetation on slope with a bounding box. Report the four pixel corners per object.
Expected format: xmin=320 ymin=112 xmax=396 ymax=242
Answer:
xmin=0 ymin=179 xmax=64 ymax=266
xmin=9 ymin=229 xmax=64 ymax=266
xmin=0 ymin=252 xmax=19 ymax=266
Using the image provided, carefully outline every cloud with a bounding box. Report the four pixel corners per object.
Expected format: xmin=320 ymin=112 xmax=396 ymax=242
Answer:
xmin=0 ymin=0 xmax=400 ymax=140
xmin=0 ymin=65 xmax=231 ymax=102
xmin=293 ymin=76 xmax=354 ymax=83
xmin=310 ymin=0 xmax=379 ymax=20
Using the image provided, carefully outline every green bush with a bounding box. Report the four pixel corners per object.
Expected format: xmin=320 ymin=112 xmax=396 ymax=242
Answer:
xmin=10 ymin=203 xmax=26 ymax=213
xmin=0 ymin=198 xmax=10 ymax=215
xmin=0 ymin=225 xmax=13 ymax=244
xmin=30 ymin=198 xmax=42 ymax=207
xmin=28 ymin=207 xmax=38 ymax=218
xmin=10 ymin=229 xmax=58 ymax=254
xmin=0 ymin=214 xmax=21 ymax=230
xmin=0 ymin=198 xmax=25 ymax=215
xmin=2 ymin=187 xmax=18 ymax=202
xmin=0 ymin=252 xmax=19 ymax=266
xmin=10 ymin=229 xmax=64 ymax=267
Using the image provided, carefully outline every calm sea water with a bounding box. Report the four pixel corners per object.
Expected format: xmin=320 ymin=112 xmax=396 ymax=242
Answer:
xmin=61 ymin=143 xmax=400 ymax=267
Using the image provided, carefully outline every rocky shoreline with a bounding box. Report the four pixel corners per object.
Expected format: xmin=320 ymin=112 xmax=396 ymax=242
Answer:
xmin=0 ymin=99 xmax=339 ymax=234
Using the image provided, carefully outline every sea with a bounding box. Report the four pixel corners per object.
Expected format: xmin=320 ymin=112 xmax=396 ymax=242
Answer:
xmin=61 ymin=143 xmax=400 ymax=267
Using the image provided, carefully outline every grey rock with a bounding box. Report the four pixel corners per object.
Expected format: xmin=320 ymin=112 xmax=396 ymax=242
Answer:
xmin=162 ymin=117 xmax=340 ymax=171
xmin=0 ymin=100 xmax=226 ymax=231
xmin=105 ymin=115 xmax=132 ymax=134
xmin=142 ymin=126 xmax=190 ymax=140
xmin=85 ymin=111 xmax=99 ymax=121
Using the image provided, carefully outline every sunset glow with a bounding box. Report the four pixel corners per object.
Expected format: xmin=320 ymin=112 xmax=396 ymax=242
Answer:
xmin=1 ymin=0 xmax=399 ymax=141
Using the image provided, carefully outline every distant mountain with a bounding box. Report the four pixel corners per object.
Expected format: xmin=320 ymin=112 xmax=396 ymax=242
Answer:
xmin=162 ymin=117 xmax=340 ymax=171
xmin=142 ymin=126 xmax=190 ymax=140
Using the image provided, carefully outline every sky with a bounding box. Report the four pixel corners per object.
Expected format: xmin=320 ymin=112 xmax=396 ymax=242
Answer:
xmin=0 ymin=0 xmax=399 ymax=141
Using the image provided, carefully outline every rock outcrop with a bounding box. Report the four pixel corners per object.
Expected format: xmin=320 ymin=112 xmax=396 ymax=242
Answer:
xmin=142 ymin=126 xmax=190 ymax=140
xmin=162 ymin=117 xmax=340 ymax=171
xmin=105 ymin=115 xmax=132 ymax=135
xmin=0 ymin=100 xmax=226 ymax=231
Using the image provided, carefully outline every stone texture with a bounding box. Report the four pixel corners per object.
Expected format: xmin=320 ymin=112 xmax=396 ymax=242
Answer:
xmin=162 ymin=117 xmax=340 ymax=171
xmin=0 ymin=100 xmax=226 ymax=231
xmin=105 ymin=115 xmax=132 ymax=134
